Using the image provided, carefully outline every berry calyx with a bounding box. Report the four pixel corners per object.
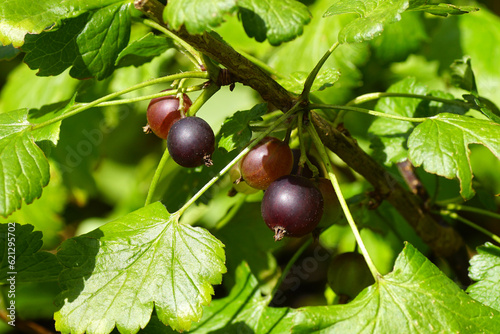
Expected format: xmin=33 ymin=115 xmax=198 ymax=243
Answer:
xmin=167 ymin=117 xmax=215 ymax=168
xmin=146 ymin=93 xmax=192 ymax=139
xmin=261 ymin=175 xmax=324 ymax=240
xmin=241 ymin=137 xmax=293 ymax=190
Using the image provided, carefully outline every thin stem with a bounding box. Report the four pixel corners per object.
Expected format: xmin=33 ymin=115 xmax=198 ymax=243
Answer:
xmin=269 ymin=238 xmax=313 ymax=304
xmin=143 ymin=19 xmax=203 ymax=67
xmin=310 ymin=103 xmax=429 ymax=123
xmin=145 ymin=146 xmax=171 ymax=206
xmin=78 ymin=84 xmax=205 ymax=109
xmin=307 ymin=116 xmax=380 ymax=280
xmin=440 ymin=210 xmax=500 ymax=244
xmin=445 ymin=204 xmax=500 ymax=221
xmin=301 ymin=41 xmax=340 ymax=101
xmin=31 ymin=72 xmax=209 ymax=130
xmin=176 ymin=105 xmax=301 ymax=216
xmin=348 ymin=92 xmax=475 ymax=110
xmin=297 ymin=112 xmax=319 ymax=177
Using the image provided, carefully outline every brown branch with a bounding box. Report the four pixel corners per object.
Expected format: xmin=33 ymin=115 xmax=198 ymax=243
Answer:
xmin=134 ymin=0 xmax=296 ymax=111
xmin=134 ymin=0 xmax=464 ymax=257
xmin=310 ymin=113 xmax=463 ymax=257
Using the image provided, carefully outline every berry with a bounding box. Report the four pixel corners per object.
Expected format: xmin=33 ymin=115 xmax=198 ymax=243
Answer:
xmin=167 ymin=117 xmax=215 ymax=168
xmin=316 ymin=178 xmax=342 ymax=228
xmin=146 ymin=93 xmax=192 ymax=139
xmin=241 ymin=137 xmax=293 ymax=190
xmin=261 ymin=175 xmax=324 ymax=240
xmin=327 ymin=252 xmax=375 ymax=302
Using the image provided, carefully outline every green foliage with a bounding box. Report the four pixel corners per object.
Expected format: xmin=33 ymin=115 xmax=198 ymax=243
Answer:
xmin=408 ymin=113 xmax=500 ymax=199
xmin=22 ymin=3 xmax=132 ymax=80
xmin=54 ymin=202 xmax=226 ymax=333
xmin=0 ymin=109 xmax=50 ymax=217
xmin=324 ymin=0 xmax=410 ymax=44
xmin=1 ymin=0 xmax=500 ymax=333
xmin=0 ymin=223 xmax=62 ymax=283
xmin=292 ymin=243 xmax=500 ymax=333
xmin=467 ymin=243 xmax=500 ymax=312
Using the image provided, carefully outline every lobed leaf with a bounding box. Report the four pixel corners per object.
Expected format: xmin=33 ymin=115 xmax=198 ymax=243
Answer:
xmin=369 ymin=77 xmax=428 ymax=165
xmin=323 ymin=0 xmax=410 ymax=44
xmin=22 ymin=3 xmax=132 ymax=80
xmin=408 ymin=113 xmax=500 ymax=200
xmin=54 ymin=202 xmax=226 ymax=334
xmin=164 ymin=0 xmax=237 ymax=34
xmin=218 ymin=103 xmax=267 ymax=152
xmin=0 ymin=0 xmax=126 ymax=47
xmin=467 ymin=243 xmax=500 ymax=312
xmin=156 ymin=262 xmax=293 ymax=333
xmin=0 ymin=109 xmax=50 ymax=217
xmin=292 ymin=243 xmax=500 ymax=333
xmin=0 ymin=223 xmax=62 ymax=283
xmin=238 ymin=0 xmax=312 ymax=46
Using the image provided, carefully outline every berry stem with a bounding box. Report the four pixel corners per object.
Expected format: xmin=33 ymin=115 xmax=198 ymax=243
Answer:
xmin=439 ymin=210 xmax=500 ymax=244
xmin=142 ymin=19 xmax=203 ymax=67
xmin=31 ymin=72 xmax=209 ymax=130
xmin=307 ymin=115 xmax=380 ymax=281
xmin=297 ymin=112 xmax=319 ymax=177
xmin=176 ymin=104 xmax=301 ymax=217
xmin=145 ymin=146 xmax=171 ymax=206
xmin=309 ymin=103 xmax=429 ymax=123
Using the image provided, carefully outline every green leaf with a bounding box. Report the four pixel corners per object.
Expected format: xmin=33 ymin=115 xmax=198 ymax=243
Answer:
xmin=450 ymin=57 xmax=500 ymax=124
xmin=0 ymin=223 xmax=62 ymax=283
xmin=22 ymin=3 xmax=132 ymax=80
xmin=54 ymin=202 xmax=226 ymax=334
xmin=0 ymin=109 xmax=50 ymax=217
xmin=279 ymin=69 xmax=341 ymax=94
xmin=168 ymin=262 xmax=293 ymax=333
xmin=408 ymin=2 xmax=478 ymax=17
xmin=292 ymin=243 xmax=500 ymax=333
xmin=368 ymin=77 xmax=428 ymax=165
xmin=323 ymin=0 xmax=410 ymax=44
xmin=116 ymin=33 xmax=174 ymax=68
xmin=164 ymin=0 xmax=237 ymax=34
xmin=0 ymin=165 xmax=67 ymax=249
xmin=238 ymin=0 xmax=312 ymax=46
xmin=0 ymin=0 xmax=126 ymax=47
xmin=467 ymin=243 xmax=500 ymax=312
xmin=408 ymin=113 xmax=500 ymax=200
xmin=218 ymin=103 xmax=267 ymax=152
xmin=269 ymin=0 xmax=369 ymax=105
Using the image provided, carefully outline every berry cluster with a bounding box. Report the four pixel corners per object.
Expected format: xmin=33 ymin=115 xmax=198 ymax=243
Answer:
xmin=233 ymin=137 xmax=341 ymax=241
xmin=146 ymin=94 xmax=215 ymax=168
xmin=146 ymin=96 xmax=341 ymax=240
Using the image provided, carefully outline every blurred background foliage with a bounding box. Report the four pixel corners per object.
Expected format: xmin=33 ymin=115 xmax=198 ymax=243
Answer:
xmin=1 ymin=0 xmax=499 ymax=331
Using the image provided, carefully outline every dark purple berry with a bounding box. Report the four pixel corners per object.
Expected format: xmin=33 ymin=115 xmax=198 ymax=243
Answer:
xmin=261 ymin=175 xmax=323 ymax=240
xmin=167 ymin=117 xmax=215 ymax=168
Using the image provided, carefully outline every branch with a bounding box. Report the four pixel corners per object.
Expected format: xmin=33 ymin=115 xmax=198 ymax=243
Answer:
xmin=310 ymin=113 xmax=463 ymax=257
xmin=134 ymin=0 xmax=296 ymax=111
xmin=134 ymin=0 xmax=464 ymax=257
